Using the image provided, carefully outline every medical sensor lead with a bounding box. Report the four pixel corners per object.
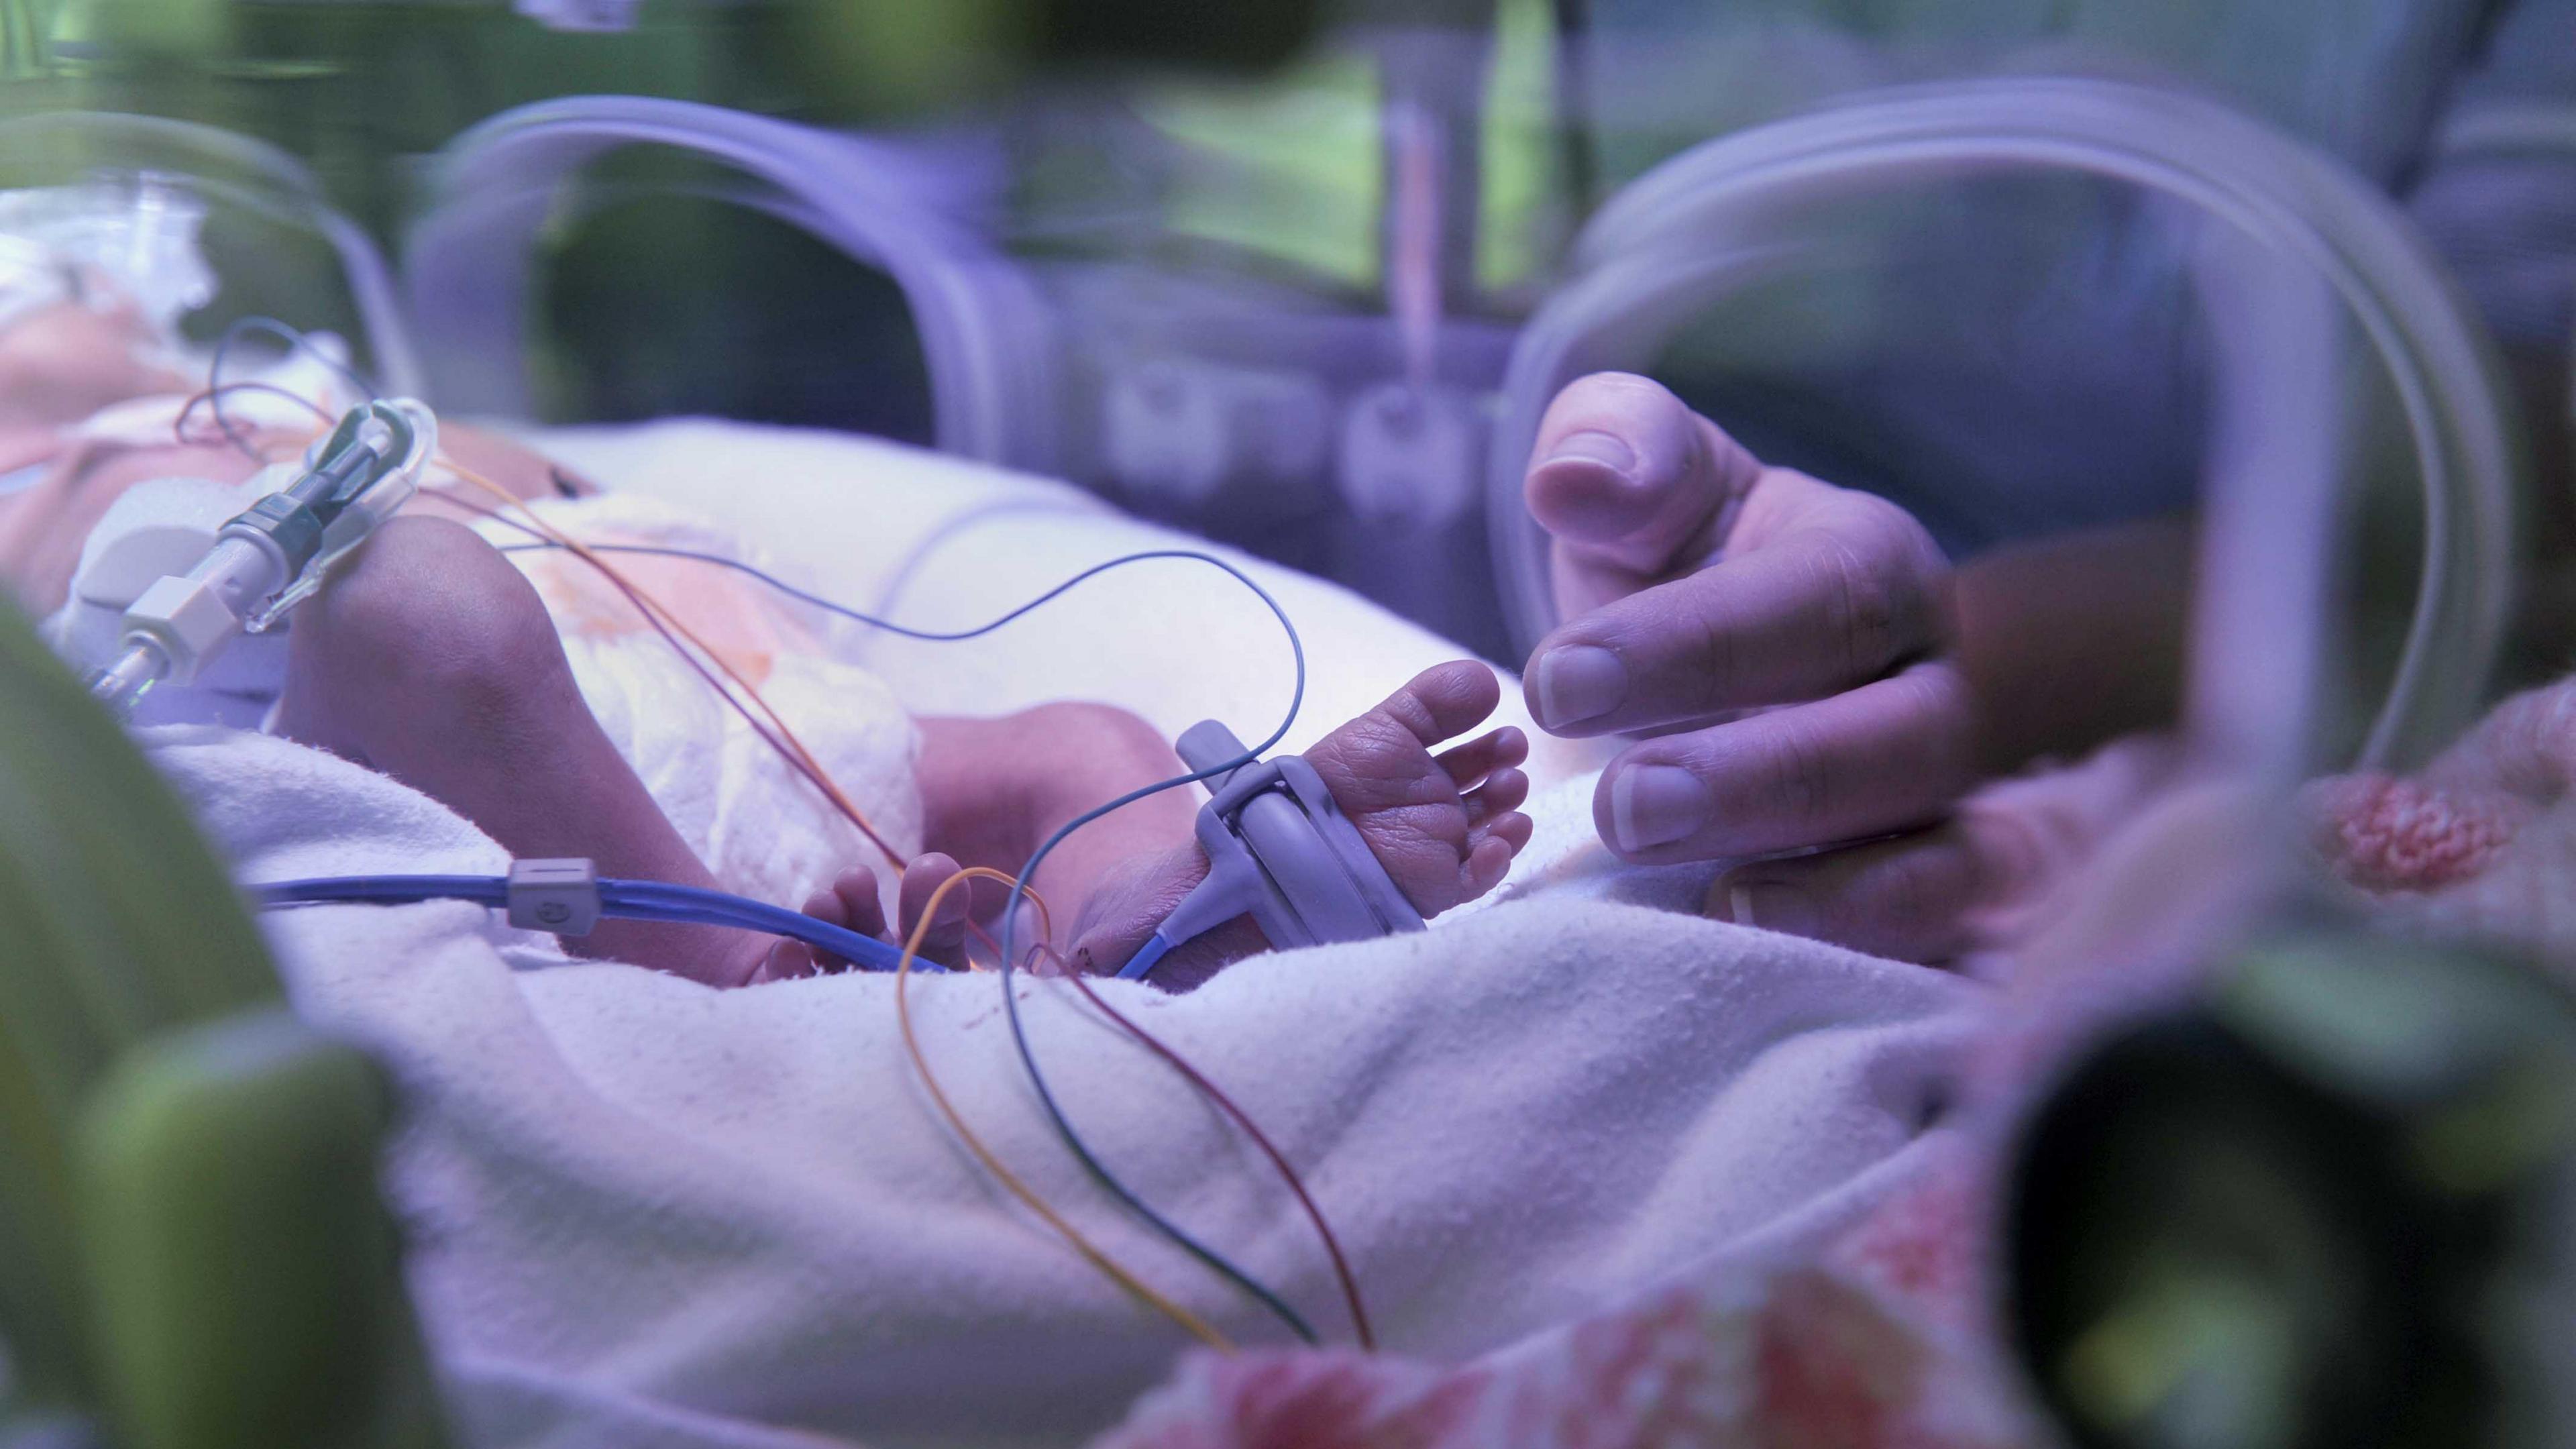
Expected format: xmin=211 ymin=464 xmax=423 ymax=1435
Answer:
xmin=87 ymin=398 xmax=437 ymax=716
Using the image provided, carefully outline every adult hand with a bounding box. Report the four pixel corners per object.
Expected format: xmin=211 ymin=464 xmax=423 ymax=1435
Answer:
xmin=1523 ymin=372 xmax=2025 ymax=959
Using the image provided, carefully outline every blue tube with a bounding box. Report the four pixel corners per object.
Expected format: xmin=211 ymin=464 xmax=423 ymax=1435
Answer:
xmin=254 ymin=874 xmax=946 ymax=973
xmin=252 ymin=875 xmax=507 ymax=908
xmin=1114 ymin=931 xmax=1177 ymax=983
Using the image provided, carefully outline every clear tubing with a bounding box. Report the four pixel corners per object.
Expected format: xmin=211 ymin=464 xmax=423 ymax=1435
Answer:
xmin=86 ymin=641 xmax=166 ymax=716
xmin=1491 ymin=77 xmax=2519 ymax=772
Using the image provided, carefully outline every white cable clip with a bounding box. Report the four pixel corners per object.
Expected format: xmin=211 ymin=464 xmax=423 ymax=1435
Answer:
xmin=507 ymin=857 xmax=600 ymax=936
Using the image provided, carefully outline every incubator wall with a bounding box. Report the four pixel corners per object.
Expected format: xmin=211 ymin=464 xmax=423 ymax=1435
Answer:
xmin=7 ymin=5 xmax=2576 ymax=1449
xmin=13 ymin=0 xmax=2565 ymax=687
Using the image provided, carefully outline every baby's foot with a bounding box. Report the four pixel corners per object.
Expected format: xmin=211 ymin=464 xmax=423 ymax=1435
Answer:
xmin=728 ymin=853 xmax=970 ymax=985
xmin=1071 ymin=661 xmax=1535 ymax=987
xmin=1299 ymin=659 xmax=1536 ymax=915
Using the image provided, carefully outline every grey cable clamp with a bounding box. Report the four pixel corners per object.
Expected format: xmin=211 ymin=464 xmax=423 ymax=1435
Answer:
xmin=507 ymin=857 xmax=600 ymax=936
xmin=1117 ymin=720 xmax=1424 ymax=981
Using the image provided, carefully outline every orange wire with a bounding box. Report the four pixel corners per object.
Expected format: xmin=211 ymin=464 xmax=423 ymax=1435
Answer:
xmin=896 ymin=867 xmax=1232 ymax=1350
xmin=1045 ymin=948 xmax=1376 ymax=1350
xmin=433 ymin=459 xmax=911 ymax=871
xmin=418 ymin=449 xmax=1314 ymax=1352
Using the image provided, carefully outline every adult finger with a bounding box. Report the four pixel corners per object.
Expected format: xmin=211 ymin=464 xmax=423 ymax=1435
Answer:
xmin=1529 ymin=487 xmax=1949 ymax=736
xmin=1710 ymin=810 xmax=2052 ymax=963
xmin=1527 ymin=374 xmax=1770 ymax=645
xmin=1594 ymin=658 xmax=1979 ymax=861
xmin=1524 ymin=372 xmax=1758 ymax=594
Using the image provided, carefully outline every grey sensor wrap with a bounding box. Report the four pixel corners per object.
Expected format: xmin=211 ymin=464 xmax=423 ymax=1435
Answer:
xmin=1148 ymin=720 xmax=1427 ymax=959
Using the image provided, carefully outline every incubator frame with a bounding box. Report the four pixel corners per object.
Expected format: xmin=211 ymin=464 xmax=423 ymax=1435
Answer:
xmin=1489 ymin=78 xmax=2520 ymax=773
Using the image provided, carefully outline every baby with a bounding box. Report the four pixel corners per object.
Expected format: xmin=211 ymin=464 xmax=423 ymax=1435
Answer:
xmin=4 ymin=299 xmax=1536 ymax=989
xmin=274 ymin=511 xmax=1538 ymax=988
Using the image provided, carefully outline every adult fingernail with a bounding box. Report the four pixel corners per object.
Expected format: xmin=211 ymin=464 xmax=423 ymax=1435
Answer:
xmin=1611 ymin=765 xmax=1708 ymax=852
xmin=1534 ymin=645 xmax=1627 ymax=729
xmin=1732 ymin=881 xmax=1820 ymax=938
xmin=1542 ymin=430 xmax=1636 ymax=478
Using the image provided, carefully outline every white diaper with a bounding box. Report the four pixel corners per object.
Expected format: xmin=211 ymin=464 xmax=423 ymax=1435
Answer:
xmin=471 ymin=492 xmax=924 ymax=916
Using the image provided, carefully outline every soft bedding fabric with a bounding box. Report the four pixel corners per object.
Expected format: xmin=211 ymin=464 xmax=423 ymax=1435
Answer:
xmin=162 ymin=722 xmax=1976 ymax=1448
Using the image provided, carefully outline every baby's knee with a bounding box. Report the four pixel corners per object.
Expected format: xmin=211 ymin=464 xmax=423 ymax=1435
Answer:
xmin=294 ymin=515 xmax=566 ymax=709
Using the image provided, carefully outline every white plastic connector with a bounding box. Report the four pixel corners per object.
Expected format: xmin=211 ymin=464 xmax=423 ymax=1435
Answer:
xmin=255 ymin=398 xmax=437 ymax=630
xmin=120 ymin=573 xmax=250 ymax=684
xmin=506 ymin=857 xmax=600 ymax=936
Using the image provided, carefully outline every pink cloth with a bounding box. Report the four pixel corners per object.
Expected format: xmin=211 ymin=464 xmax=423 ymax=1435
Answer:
xmin=1093 ymin=676 xmax=2576 ymax=1449
xmin=1095 ymin=1145 xmax=2033 ymax=1449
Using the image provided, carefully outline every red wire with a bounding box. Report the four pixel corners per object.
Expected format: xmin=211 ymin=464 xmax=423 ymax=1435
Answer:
xmin=419 ymin=493 xmax=869 ymax=831
xmin=1040 ymin=944 xmax=1377 ymax=1350
xmin=428 ymin=489 xmax=1378 ymax=1350
xmin=173 ymin=381 xmax=337 ymax=452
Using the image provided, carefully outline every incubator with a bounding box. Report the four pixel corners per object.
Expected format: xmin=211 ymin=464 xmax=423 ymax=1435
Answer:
xmin=5 ymin=3 xmax=2576 ymax=1447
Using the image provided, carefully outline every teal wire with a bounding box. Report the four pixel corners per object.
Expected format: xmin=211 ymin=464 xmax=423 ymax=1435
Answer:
xmin=498 ymin=537 xmax=1322 ymax=1343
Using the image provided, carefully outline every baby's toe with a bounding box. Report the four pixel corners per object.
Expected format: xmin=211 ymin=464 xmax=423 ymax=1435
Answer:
xmin=1466 ymin=767 xmax=1530 ymax=825
xmin=802 ymin=886 xmax=847 ymax=926
xmin=1304 ymin=662 xmax=1525 ymax=918
xmin=1483 ymin=810 xmax=1536 ymax=856
xmin=829 ymin=865 xmax=890 ymax=940
xmin=1384 ymin=661 xmax=1504 ymax=747
xmin=898 ymin=853 xmax=972 ymax=967
xmin=1437 ymin=726 xmax=1529 ymax=792
xmin=1463 ymin=834 xmax=1517 ymax=898
xmin=758 ymin=938 xmax=820 ymax=981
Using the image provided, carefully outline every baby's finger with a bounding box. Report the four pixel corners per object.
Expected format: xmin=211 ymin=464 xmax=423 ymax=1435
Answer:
xmin=1464 ymin=767 xmax=1530 ymax=826
xmin=1436 ymin=727 xmax=1529 ymax=792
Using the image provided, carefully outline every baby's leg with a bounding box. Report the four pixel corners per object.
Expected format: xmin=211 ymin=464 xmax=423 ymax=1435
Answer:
xmin=276 ymin=515 xmax=766 ymax=983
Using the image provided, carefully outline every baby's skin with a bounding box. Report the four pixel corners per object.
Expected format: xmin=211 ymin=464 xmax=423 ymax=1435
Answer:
xmin=0 ymin=322 xmax=1530 ymax=986
xmin=276 ymin=515 xmax=1536 ymax=987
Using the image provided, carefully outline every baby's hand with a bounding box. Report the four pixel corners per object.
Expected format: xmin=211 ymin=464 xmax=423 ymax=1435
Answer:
xmin=736 ymin=853 xmax=972 ymax=985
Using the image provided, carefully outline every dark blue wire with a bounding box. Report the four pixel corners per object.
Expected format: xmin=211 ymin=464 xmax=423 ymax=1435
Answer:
xmin=492 ymin=538 xmax=1322 ymax=1342
xmin=253 ymin=874 xmax=947 ymax=973
xmin=254 ymin=874 xmax=505 ymax=908
xmin=227 ymin=321 xmax=1330 ymax=1339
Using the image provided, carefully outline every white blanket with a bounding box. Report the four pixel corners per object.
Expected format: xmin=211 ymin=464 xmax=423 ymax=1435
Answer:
xmin=162 ymin=724 xmax=1977 ymax=1449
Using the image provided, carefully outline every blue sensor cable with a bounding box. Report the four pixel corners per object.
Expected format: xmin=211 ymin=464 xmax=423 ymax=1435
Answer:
xmin=254 ymin=873 xmax=947 ymax=974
